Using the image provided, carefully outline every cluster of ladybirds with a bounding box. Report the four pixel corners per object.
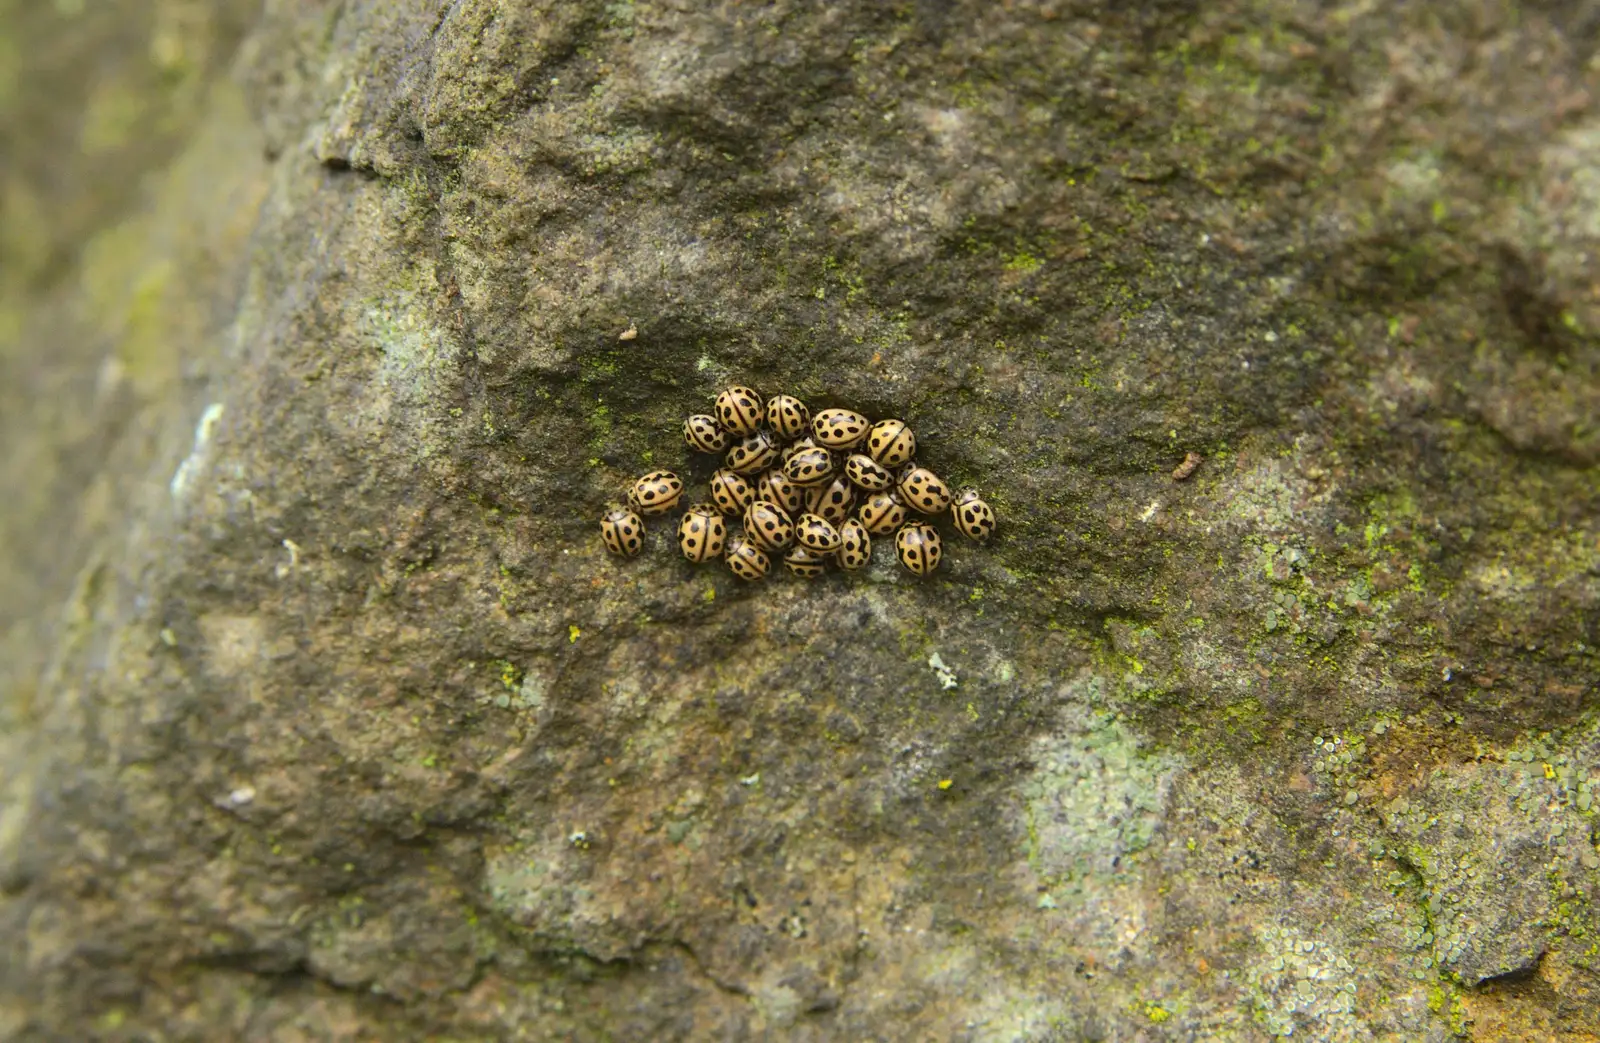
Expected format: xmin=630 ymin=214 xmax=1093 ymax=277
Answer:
xmin=598 ymin=385 xmax=996 ymax=580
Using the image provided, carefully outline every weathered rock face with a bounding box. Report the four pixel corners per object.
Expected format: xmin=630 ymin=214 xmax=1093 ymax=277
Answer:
xmin=2 ymin=0 xmax=1598 ymax=1039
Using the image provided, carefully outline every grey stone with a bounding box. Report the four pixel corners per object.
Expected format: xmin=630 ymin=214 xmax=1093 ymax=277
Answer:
xmin=2 ymin=0 xmax=1599 ymax=1039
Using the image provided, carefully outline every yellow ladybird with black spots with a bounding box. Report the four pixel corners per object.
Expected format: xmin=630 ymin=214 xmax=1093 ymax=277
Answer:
xmin=781 ymin=435 xmax=819 ymax=466
xmin=805 ymin=476 xmax=855 ymax=526
xmin=757 ymin=468 xmax=805 ymax=516
xmin=628 ymin=470 xmax=684 ymax=515
xmin=894 ymin=522 xmax=942 ymax=576
xmin=743 ymin=499 xmax=795 ymax=552
xmin=600 ymin=508 xmax=646 ymax=556
xmin=765 ymin=394 xmax=811 ymax=440
xmin=950 ymin=489 xmax=996 ymax=542
xmin=812 ymin=407 xmax=871 ymax=449
xmin=783 ymin=544 xmax=829 ymax=578
xmin=783 ymin=444 xmax=834 ymax=486
xmin=725 ymin=530 xmax=770 ymax=580
xmin=683 ymin=413 xmax=728 ymax=453
xmin=715 ymin=385 xmax=765 ymax=436
xmin=677 ymin=503 xmax=727 ymax=562
xmin=896 ymin=464 xmax=952 ymax=515
xmin=866 ymin=418 xmax=916 ymax=468
xmin=836 ymin=517 xmax=871 ymax=570
xmin=725 ymin=429 xmax=782 ymax=474
xmin=708 ymin=468 xmax=755 ymax=515
xmin=857 ymin=489 xmax=908 ymax=535
xmin=607 ymin=395 xmax=992 ymax=577
xmin=794 ymin=513 xmax=842 ymax=554
xmin=844 ymin=452 xmax=892 ymax=492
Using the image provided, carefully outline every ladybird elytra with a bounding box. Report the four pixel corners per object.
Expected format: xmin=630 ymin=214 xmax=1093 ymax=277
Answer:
xmin=866 ymin=418 xmax=917 ymax=468
xmin=600 ymin=508 xmax=646 ymax=556
xmin=805 ymin=477 xmax=855 ymax=526
xmin=781 ymin=435 xmax=820 ymax=466
xmin=683 ymin=413 xmax=729 ymax=453
xmin=725 ymin=530 xmax=770 ymax=580
xmin=765 ymin=394 xmax=812 ymax=440
xmin=836 ymin=517 xmax=871 ymax=570
xmin=725 ymin=429 xmax=781 ymax=474
xmin=795 ymin=513 xmax=843 ymax=553
xmin=743 ymin=499 xmax=795 ymax=552
xmin=844 ymin=452 xmax=892 ymax=491
xmin=895 ymin=464 xmax=952 ymax=514
xmin=812 ymin=407 xmax=871 ymax=449
xmin=894 ymin=522 xmax=942 ymax=576
xmin=757 ymin=468 xmax=806 ymax=516
xmin=950 ymin=489 xmax=996 ymax=542
xmin=627 ymin=470 xmax=684 ymax=515
xmin=707 ymin=468 xmax=756 ymax=515
xmin=715 ymin=385 xmax=765 ymax=437
xmin=857 ymin=489 xmax=909 ymax=535
xmin=677 ymin=503 xmax=727 ymax=562
xmin=783 ymin=445 xmax=834 ymax=486
xmin=783 ymin=544 xmax=829 ymax=578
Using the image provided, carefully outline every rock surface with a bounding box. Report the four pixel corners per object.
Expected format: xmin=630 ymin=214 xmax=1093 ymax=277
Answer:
xmin=2 ymin=0 xmax=1599 ymax=1039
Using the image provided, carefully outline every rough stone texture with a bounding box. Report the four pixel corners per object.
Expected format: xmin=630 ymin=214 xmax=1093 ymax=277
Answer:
xmin=2 ymin=0 xmax=1599 ymax=1040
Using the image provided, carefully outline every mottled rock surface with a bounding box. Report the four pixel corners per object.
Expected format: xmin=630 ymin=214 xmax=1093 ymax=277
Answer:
xmin=2 ymin=0 xmax=1599 ymax=1040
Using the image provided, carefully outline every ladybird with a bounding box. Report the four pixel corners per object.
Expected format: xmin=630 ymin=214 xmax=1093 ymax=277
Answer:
xmin=894 ymin=522 xmax=942 ymax=576
xmin=836 ymin=517 xmax=871 ymax=570
xmin=708 ymin=468 xmax=755 ymax=515
xmin=896 ymin=465 xmax=952 ymax=514
xmin=765 ymin=394 xmax=812 ymax=440
xmin=725 ymin=429 xmax=781 ymax=474
xmin=950 ymin=489 xmax=996 ymax=542
xmin=600 ymin=507 xmax=646 ymax=556
xmin=794 ymin=513 xmax=842 ymax=554
xmin=628 ymin=470 xmax=684 ymax=515
xmin=743 ymin=499 xmax=795 ymax=552
xmin=756 ymin=468 xmax=806 ymax=516
xmin=783 ymin=544 xmax=829 ymax=578
xmin=683 ymin=413 xmax=729 ymax=453
xmin=781 ymin=435 xmax=820 ymax=466
xmin=844 ymin=452 xmax=892 ymax=491
xmin=805 ymin=476 xmax=855 ymax=526
xmin=677 ymin=503 xmax=728 ymax=562
xmin=783 ymin=445 xmax=834 ymax=486
xmin=812 ymin=407 xmax=871 ymax=449
xmin=715 ymin=385 xmax=765 ymax=437
xmin=866 ymin=418 xmax=917 ymax=468
xmin=857 ymin=489 xmax=909 ymax=535
xmin=725 ymin=531 xmax=770 ymax=580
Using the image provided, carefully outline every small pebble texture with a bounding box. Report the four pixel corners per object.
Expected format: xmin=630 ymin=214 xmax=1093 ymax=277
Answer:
xmin=1 ymin=0 xmax=1598 ymax=1040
